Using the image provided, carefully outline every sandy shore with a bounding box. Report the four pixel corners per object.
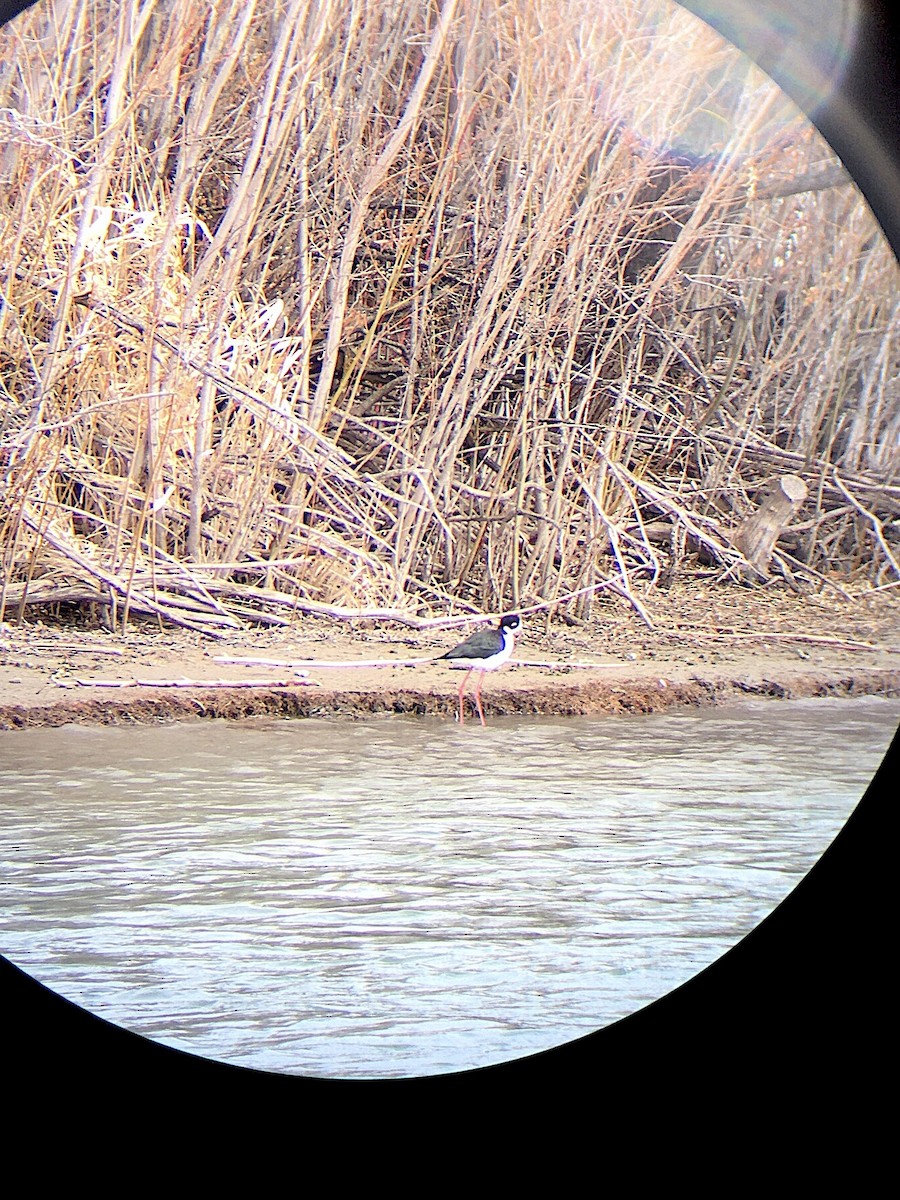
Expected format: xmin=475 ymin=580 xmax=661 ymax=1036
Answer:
xmin=1 ymin=583 xmax=898 ymax=729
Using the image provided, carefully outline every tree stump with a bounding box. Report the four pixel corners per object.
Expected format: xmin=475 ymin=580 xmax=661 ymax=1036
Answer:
xmin=733 ymin=474 xmax=808 ymax=581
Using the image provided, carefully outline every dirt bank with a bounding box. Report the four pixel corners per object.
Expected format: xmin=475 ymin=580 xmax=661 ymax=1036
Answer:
xmin=1 ymin=582 xmax=898 ymax=729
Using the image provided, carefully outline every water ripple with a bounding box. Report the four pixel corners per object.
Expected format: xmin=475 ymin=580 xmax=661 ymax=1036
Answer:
xmin=0 ymin=695 xmax=896 ymax=1078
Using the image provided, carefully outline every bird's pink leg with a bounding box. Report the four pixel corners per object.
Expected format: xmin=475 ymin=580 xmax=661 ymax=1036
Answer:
xmin=473 ymin=670 xmax=487 ymax=727
xmin=456 ymin=671 xmax=472 ymax=724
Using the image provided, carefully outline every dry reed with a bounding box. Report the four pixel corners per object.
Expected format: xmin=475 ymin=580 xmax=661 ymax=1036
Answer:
xmin=1 ymin=0 xmax=897 ymax=634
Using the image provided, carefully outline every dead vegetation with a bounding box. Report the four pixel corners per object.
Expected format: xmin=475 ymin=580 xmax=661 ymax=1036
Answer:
xmin=1 ymin=0 xmax=898 ymax=636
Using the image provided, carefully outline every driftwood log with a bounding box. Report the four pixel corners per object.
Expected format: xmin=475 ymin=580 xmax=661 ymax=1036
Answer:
xmin=733 ymin=474 xmax=809 ymax=580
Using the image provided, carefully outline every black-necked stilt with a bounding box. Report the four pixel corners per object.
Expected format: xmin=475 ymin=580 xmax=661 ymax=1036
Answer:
xmin=439 ymin=613 xmax=522 ymax=727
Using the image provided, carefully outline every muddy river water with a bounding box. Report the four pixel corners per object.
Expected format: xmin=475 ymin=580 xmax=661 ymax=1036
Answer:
xmin=1 ymin=695 xmax=897 ymax=1078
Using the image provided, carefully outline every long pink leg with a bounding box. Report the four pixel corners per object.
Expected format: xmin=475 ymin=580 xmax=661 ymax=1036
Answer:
xmin=456 ymin=671 xmax=472 ymax=724
xmin=473 ymin=670 xmax=487 ymax=727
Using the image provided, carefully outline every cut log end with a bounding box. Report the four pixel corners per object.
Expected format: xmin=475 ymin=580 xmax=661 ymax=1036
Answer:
xmin=733 ymin=474 xmax=809 ymax=581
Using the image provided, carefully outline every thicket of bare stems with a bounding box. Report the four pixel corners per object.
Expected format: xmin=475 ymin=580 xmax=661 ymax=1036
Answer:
xmin=1 ymin=0 xmax=898 ymax=635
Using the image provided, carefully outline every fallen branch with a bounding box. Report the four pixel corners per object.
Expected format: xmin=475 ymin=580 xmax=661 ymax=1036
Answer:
xmin=831 ymin=469 xmax=900 ymax=581
xmin=214 ymin=654 xmax=620 ymax=670
xmin=13 ymin=641 xmax=127 ymax=655
xmin=214 ymin=654 xmax=436 ymax=669
xmin=70 ymin=675 xmax=318 ymax=689
xmin=205 ymin=573 xmax=656 ymax=630
xmin=659 ymin=628 xmax=894 ymax=652
xmin=509 ymin=659 xmax=620 ymax=669
xmin=516 ymin=577 xmax=655 ymax=629
xmin=771 ymin=550 xmax=855 ymax=601
xmin=19 ymin=513 xmax=242 ymax=634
